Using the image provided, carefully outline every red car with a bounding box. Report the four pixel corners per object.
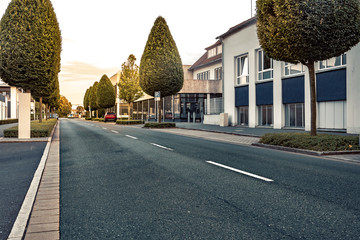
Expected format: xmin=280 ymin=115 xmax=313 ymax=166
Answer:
xmin=104 ymin=112 xmax=117 ymax=122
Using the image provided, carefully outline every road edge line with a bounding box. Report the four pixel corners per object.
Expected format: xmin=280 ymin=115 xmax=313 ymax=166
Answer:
xmin=7 ymin=121 xmax=58 ymax=240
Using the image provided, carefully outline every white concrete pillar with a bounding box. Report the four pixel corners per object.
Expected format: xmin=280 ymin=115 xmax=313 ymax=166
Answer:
xmin=346 ymin=44 xmax=360 ymax=134
xmin=304 ymin=66 xmax=311 ymax=131
xmin=10 ymin=87 xmax=17 ymax=119
xmin=248 ymin=50 xmax=257 ymax=128
xmin=18 ymin=93 xmax=31 ymax=139
xmin=207 ymin=93 xmax=211 ymax=114
xmin=273 ymin=60 xmax=283 ymax=129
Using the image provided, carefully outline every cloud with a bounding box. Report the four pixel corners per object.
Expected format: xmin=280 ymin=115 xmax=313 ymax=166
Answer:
xmin=59 ymin=61 xmax=119 ymax=83
xmin=58 ymin=61 xmax=119 ymax=104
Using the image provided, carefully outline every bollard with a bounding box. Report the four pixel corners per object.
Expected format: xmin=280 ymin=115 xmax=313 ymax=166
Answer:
xmin=188 ymin=112 xmax=190 ymax=123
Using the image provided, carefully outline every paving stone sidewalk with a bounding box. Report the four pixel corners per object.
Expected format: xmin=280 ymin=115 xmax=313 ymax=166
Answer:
xmin=151 ymin=128 xmax=260 ymax=145
xmin=24 ymin=123 xmax=60 ymax=240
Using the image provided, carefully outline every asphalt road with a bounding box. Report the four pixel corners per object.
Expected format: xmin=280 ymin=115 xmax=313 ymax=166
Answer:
xmin=0 ymin=142 xmax=46 ymax=240
xmin=60 ymin=119 xmax=360 ymax=239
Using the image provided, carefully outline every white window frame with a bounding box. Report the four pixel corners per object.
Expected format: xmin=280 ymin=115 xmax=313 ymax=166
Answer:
xmin=235 ymin=55 xmax=249 ymax=85
xmin=197 ymin=71 xmax=210 ymax=80
xmin=208 ymin=48 xmax=217 ymax=58
xmin=257 ymin=50 xmax=273 ymax=81
xmin=214 ymin=67 xmax=222 ymax=80
xmin=284 ymin=62 xmax=304 ymax=76
xmin=319 ymin=54 xmax=346 ymax=70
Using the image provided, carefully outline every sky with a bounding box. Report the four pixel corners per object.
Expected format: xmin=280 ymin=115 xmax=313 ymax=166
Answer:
xmin=0 ymin=0 xmax=256 ymax=105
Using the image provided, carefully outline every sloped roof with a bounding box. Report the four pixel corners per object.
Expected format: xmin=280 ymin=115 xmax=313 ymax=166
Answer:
xmin=188 ymin=53 xmax=222 ymax=71
xmin=217 ymin=17 xmax=256 ymax=40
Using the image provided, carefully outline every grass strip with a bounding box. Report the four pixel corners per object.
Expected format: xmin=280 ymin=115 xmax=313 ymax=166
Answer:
xmin=4 ymin=119 xmax=57 ymax=138
xmin=260 ymin=132 xmax=359 ymax=152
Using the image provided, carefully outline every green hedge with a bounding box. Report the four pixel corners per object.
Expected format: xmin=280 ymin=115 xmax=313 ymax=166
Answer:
xmin=90 ymin=118 xmax=104 ymax=122
xmin=4 ymin=119 xmax=57 ymax=138
xmin=260 ymin=133 xmax=360 ymax=152
xmin=116 ymin=120 xmax=145 ymax=125
xmin=144 ymin=123 xmax=176 ymax=128
xmin=85 ymin=117 xmax=92 ymax=120
xmin=0 ymin=119 xmax=18 ymax=125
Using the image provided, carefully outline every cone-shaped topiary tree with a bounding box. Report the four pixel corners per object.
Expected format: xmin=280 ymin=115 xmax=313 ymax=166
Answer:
xmin=96 ymin=74 xmax=116 ymax=110
xmin=0 ymin=0 xmax=62 ymax=123
xmin=257 ymin=0 xmax=360 ymax=135
xmin=83 ymin=88 xmax=90 ymax=112
xmin=90 ymin=82 xmax=99 ymax=117
xmin=139 ymin=16 xmax=184 ymax=122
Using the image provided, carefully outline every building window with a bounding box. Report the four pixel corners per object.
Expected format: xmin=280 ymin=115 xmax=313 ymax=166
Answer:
xmin=258 ymin=105 xmax=273 ymax=126
xmin=319 ymin=54 xmax=346 ymax=69
xmin=258 ymin=50 xmax=273 ymax=81
xmin=238 ymin=106 xmax=248 ymax=126
xmin=208 ymin=48 xmax=217 ymax=58
xmin=214 ymin=67 xmax=222 ymax=80
xmin=284 ymin=62 xmax=304 ymax=76
xmin=236 ymin=55 xmax=249 ymax=85
xmin=197 ymin=71 xmax=210 ymax=80
xmin=217 ymin=45 xmax=222 ymax=55
xmin=285 ymin=103 xmax=304 ymax=128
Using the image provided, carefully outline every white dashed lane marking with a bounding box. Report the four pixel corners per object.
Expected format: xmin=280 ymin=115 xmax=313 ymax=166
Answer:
xmin=150 ymin=143 xmax=174 ymax=151
xmin=126 ymin=135 xmax=138 ymax=140
xmin=206 ymin=161 xmax=274 ymax=182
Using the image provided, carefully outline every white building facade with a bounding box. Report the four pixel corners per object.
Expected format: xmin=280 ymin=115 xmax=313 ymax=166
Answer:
xmin=0 ymin=79 xmax=19 ymax=120
xmin=219 ymin=17 xmax=360 ymax=134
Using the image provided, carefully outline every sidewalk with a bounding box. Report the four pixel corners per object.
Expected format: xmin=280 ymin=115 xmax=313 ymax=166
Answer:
xmin=23 ymin=123 xmax=60 ymax=240
xmin=175 ymin=122 xmax=356 ymax=137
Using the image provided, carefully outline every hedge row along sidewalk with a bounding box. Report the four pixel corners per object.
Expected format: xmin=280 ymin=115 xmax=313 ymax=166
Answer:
xmin=0 ymin=119 xmax=18 ymax=125
xmin=144 ymin=123 xmax=176 ymax=128
xmin=257 ymin=132 xmax=360 ymax=155
xmin=4 ymin=119 xmax=57 ymax=138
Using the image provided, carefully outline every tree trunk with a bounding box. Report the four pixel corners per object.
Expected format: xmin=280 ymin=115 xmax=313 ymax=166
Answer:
xmin=96 ymin=110 xmax=98 ymax=118
xmin=39 ymin=97 xmax=43 ymax=123
xmin=158 ymin=98 xmax=162 ymax=123
xmin=45 ymin=104 xmax=49 ymax=120
xmin=307 ymin=61 xmax=317 ymax=136
xmin=128 ymin=103 xmax=131 ymax=120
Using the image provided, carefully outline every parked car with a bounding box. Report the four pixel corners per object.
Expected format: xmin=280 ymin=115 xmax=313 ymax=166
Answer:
xmin=104 ymin=112 xmax=117 ymax=122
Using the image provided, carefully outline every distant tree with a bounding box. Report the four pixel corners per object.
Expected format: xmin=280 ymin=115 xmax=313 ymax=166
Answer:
xmin=119 ymin=54 xmax=143 ymax=120
xmin=83 ymin=88 xmax=90 ymax=112
xmin=57 ymin=96 xmax=72 ymax=117
xmin=44 ymin=75 xmax=60 ymax=119
xmin=90 ymin=82 xmax=99 ymax=118
xmin=0 ymin=0 xmax=62 ymax=123
xmin=76 ymin=106 xmax=84 ymax=116
xmin=139 ymin=16 xmax=184 ymax=122
xmin=256 ymin=0 xmax=360 ymax=135
xmin=97 ymin=74 xmax=116 ymax=110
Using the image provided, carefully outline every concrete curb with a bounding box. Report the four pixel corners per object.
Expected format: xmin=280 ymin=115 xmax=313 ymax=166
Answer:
xmin=7 ymin=121 xmax=58 ymax=240
xmin=252 ymin=143 xmax=360 ymax=156
xmin=176 ymin=127 xmax=261 ymax=138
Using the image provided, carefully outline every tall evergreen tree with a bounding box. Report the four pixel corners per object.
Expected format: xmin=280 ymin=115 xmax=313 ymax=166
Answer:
xmin=90 ymin=82 xmax=99 ymax=117
xmin=84 ymin=88 xmax=90 ymax=111
xmin=97 ymin=74 xmax=116 ymax=110
xmin=119 ymin=54 xmax=143 ymax=120
xmin=257 ymin=0 xmax=360 ymax=135
xmin=0 ymin=0 xmax=62 ymax=123
xmin=139 ymin=16 xmax=184 ymax=122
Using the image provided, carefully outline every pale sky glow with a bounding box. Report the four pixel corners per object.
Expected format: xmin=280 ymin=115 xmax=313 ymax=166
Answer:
xmin=0 ymin=0 xmax=256 ymax=105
